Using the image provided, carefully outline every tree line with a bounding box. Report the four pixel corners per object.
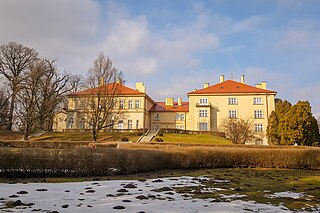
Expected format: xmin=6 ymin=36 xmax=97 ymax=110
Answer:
xmin=0 ymin=42 xmax=84 ymax=140
xmin=0 ymin=42 xmax=123 ymax=141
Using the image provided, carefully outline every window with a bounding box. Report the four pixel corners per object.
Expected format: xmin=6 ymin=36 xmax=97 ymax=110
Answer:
xmin=254 ymin=97 xmax=263 ymax=105
xmin=255 ymin=139 xmax=263 ymax=145
xmin=254 ymin=110 xmax=263 ymax=119
xmin=199 ymin=110 xmax=208 ymax=117
xmin=154 ymin=114 xmax=160 ymax=121
xmin=199 ymin=122 xmax=208 ymax=131
xmin=128 ymin=100 xmax=133 ymax=109
xmin=176 ymin=125 xmax=184 ymax=129
xmin=79 ymin=118 xmax=85 ymax=129
xmin=118 ymin=120 xmax=124 ymax=129
xmin=228 ymin=110 xmax=237 ymax=118
xmin=199 ymin=98 xmax=208 ymax=105
xmin=255 ymin=124 xmax=263 ymax=132
xmin=119 ymin=99 xmax=125 ymax=109
xmin=136 ymin=120 xmax=139 ymax=129
xmin=68 ymin=117 xmax=74 ymax=129
xmin=228 ymin=97 xmax=237 ymax=105
xmin=128 ymin=120 xmax=132 ymax=129
xmin=176 ymin=114 xmax=185 ymax=121
xmin=135 ymin=100 xmax=140 ymax=108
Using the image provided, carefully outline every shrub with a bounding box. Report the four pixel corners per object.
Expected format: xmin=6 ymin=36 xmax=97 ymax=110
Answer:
xmin=121 ymin=137 xmax=129 ymax=142
xmin=155 ymin=138 xmax=164 ymax=142
xmin=137 ymin=132 xmax=144 ymax=136
xmin=158 ymin=132 xmax=163 ymax=137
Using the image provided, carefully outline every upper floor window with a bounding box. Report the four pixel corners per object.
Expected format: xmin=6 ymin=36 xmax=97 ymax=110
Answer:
xmin=119 ymin=99 xmax=125 ymax=109
xmin=199 ymin=109 xmax=208 ymax=117
xmin=135 ymin=100 xmax=140 ymax=108
xmin=128 ymin=100 xmax=133 ymax=109
xmin=255 ymin=123 xmax=263 ymax=132
xmin=254 ymin=110 xmax=263 ymax=119
xmin=176 ymin=114 xmax=185 ymax=121
xmin=199 ymin=98 xmax=208 ymax=105
xmin=228 ymin=97 xmax=237 ymax=105
xmin=154 ymin=114 xmax=160 ymax=121
xmin=254 ymin=97 xmax=263 ymax=105
xmin=228 ymin=110 xmax=237 ymax=118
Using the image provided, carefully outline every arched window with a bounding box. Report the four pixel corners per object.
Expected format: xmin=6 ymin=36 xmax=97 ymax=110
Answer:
xmin=68 ymin=117 xmax=74 ymax=129
xmin=79 ymin=118 xmax=86 ymax=129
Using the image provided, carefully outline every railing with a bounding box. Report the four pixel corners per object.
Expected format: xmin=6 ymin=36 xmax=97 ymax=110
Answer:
xmin=195 ymin=103 xmax=212 ymax=107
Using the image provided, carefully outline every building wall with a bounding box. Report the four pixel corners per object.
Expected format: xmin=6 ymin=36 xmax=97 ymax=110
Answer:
xmin=150 ymin=111 xmax=188 ymax=131
xmin=188 ymin=93 xmax=275 ymax=145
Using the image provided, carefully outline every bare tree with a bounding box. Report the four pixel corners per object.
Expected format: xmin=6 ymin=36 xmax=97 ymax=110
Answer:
xmin=85 ymin=52 xmax=124 ymax=141
xmin=0 ymin=87 xmax=10 ymax=129
xmin=0 ymin=42 xmax=38 ymax=130
xmin=16 ymin=61 xmax=45 ymax=140
xmin=220 ymin=118 xmax=256 ymax=144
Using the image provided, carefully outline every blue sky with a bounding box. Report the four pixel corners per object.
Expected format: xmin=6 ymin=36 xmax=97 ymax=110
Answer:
xmin=0 ymin=0 xmax=320 ymax=116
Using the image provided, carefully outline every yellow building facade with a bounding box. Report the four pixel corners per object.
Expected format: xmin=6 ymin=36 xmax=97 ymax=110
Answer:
xmin=53 ymin=75 xmax=276 ymax=145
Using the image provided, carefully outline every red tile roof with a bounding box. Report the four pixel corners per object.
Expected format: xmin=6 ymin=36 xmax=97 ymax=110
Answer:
xmin=150 ymin=102 xmax=189 ymax=112
xmin=188 ymin=80 xmax=276 ymax=95
xmin=68 ymin=82 xmax=144 ymax=96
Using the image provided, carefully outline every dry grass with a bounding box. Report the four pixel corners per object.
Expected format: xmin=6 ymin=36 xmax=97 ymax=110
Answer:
xmin=0 ymin=145 xmax=319 ymax=178
xmin=152 ymin=133 xmax=231 ymax=144
xmin=0 ymin=130 xmax=23 ymax=140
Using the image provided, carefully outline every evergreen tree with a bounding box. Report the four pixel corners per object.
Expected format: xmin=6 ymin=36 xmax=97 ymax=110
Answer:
xmin=279 ymin=101 xmax=315 ymax=146
xmin=267 ymin=99 xmax=292 ymax=145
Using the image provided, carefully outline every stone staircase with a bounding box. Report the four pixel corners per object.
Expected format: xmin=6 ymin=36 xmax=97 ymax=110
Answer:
xmin=138 ymin=130 xmax=158 ymax=142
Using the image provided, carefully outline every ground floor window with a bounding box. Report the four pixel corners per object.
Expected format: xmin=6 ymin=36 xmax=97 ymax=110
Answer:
xmin=68 ymin=117 xmax=74 ymax=129
xmin=176 ymin=125 xmax=184 ymax=129
xmin=199 ymin=122 xmax=208 ymax=131
xmin=136 ymin=120 xmax=139 ymax=129
xmin=118 ymin=120 xmax=124 ymax=129
xmin=79 ymin=118 xmax=85 ymax=129
xmin=154 ymin=125 xmax=159 ymax=131
xmin=128 ymin=120 xmax=132 ymax=129
xmin=255 ymin=139 xmax=263 ymax=145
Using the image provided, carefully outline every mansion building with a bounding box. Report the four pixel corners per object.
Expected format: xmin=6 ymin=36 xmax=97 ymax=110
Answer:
xmin=53 ymin=75 xmax=276 ymax=145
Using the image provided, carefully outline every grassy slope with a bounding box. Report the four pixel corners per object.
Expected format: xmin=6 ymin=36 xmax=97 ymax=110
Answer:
xmin=152 ymin=133 xmax=231 ymax=144
xmin=0 ymin=130 xmax=23 ymax=140
xmin=31 ymin=131 xmax=141 ymax=142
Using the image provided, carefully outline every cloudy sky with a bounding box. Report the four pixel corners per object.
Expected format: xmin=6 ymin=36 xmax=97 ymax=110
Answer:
xmin=1 ymin=0 xmax=320 ymax=116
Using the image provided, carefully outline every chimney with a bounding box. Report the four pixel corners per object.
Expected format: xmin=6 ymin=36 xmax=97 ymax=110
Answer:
xmin=135 ymin=82 xmax=146 ymax=93
xmin=203 ymin=83 xmax=209 ymax=88
xmin=99 ymin=76 xmax=105 ymax=86
xmin=219 ymin=75 xmax=225 ymax=83
xmin=255 ymin=84 xmax=262 ymax=89
xmin=165 ymin=98 xmax=174 ymax=106
xmin=178 ymin=98 xmax=182 ymax=106
xmin=241 ymin=75 xmax=245 ymax=84
xmin=261 ymin=81 xmax=267 ymax=89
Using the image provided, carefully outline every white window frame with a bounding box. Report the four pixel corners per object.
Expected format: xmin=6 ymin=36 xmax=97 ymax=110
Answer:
xmin=79 ymin=118 xmax=85 ymax=129
xmin=199 ymin=122 xmax=208 ymax=131
xmin=199 ymin=98 xmax=208 ymax=105
xmin=119 ymin=99 xmax=125 ymax=109
xmin=254 ymin=110 xmax=263 ymax=119
xmin=255 ymin=139 xmax=263 ymax=145
xmin=228 ymin=110 xmax=237 ymax=118
xmin=128 ymin=120 xmax=132 ymax=129
xmin=135 ymin=100 xmax=140 ymax=109
xmin=199 ymin=110 xmax=208 ymax=117
xmin=128 ymin=100 xmax=133 ymax=109
xmin=228 ymin=97 xmax=237 ymax=105
xmin=68 ymin=117 xmax=74 ymax=129
xmin=255 ymin=123 xmax=263 ymax=132
xmin=154 ymin=114 xmax=160 ymax=121
xmin=253 ymin=97 xmax=263 ymax=105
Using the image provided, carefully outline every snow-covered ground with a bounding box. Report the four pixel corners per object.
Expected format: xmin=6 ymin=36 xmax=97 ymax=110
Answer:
xmin=0 ymin=177 xmax=314 ymax=213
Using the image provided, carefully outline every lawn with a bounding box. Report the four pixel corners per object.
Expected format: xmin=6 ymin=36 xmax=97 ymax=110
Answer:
xmin=31 ymin=131 xmax=141 ymax=142
xmin=0 ymin=129 xmax=23 ymax=140
xmin=152 ymin=132 xmax=231 ymax=144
